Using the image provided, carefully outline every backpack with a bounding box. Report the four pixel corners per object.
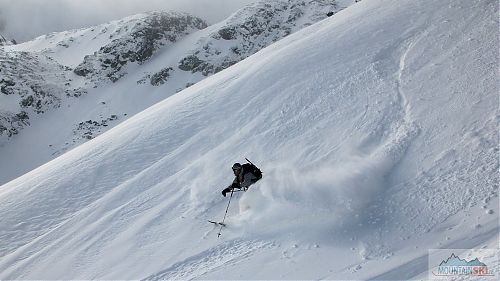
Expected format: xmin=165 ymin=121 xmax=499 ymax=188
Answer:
xmin=242 ymin=161 xmax=262 ymax=180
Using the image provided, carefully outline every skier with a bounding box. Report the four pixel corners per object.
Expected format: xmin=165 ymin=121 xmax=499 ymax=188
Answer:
xmin=222 ymin=161 xmax=262 ymax=197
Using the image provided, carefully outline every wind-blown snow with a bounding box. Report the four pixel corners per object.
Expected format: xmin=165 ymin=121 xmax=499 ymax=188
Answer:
xmin=0 ymin=0 xmax=498 ymax=279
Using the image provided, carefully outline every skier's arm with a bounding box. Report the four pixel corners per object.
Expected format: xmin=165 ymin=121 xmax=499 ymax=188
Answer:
xmin=231 ymin=176 xmax=240 ymax=189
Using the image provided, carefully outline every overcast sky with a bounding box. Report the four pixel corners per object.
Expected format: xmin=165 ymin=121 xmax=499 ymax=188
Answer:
xmin=0 ymin=0 xmax=256 ymax=42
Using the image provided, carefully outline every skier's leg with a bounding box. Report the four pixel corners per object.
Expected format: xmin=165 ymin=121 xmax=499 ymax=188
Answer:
xmin=241 ymin=173 xmax=257 ymax=191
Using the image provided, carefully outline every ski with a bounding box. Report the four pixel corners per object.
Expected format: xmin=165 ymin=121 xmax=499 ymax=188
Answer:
xmin=208 ymin=220 xmax=226 ymax=227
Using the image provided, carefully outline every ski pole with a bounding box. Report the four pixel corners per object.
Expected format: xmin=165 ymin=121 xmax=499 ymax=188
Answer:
xmin=218 ymin=188 xmax=234 ymax=237
xmin=245 ymin=157 xmax=255 ymax=166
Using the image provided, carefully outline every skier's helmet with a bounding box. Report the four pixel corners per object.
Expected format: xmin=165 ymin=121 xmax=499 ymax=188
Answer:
xmin=232 ymin=163 xmax=242 ymax=172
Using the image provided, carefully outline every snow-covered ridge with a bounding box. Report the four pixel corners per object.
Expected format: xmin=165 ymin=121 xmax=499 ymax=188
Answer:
xmin=5 ymin=14 xmax=147 ymax=67
xmin=0 ymin=12 xmax=207 ymax=145
xmin=73 ymin=11 xmax=208 ymax=84
xmin=176 ymin=0 xmax=340 ymax=76
xmin=140 ymin=0 xmax=343 ymax=86
xmin=5 ymin=12 xmax=204 ymax=69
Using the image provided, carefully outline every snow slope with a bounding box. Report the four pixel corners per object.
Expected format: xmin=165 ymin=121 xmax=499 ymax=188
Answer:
xmin=0 ymin=0 xmax=498 ymax=279
xmin=0 ymin=11 xmax=208 ymax=184
xmin=0 ymin=0 xmax=343 ymax=186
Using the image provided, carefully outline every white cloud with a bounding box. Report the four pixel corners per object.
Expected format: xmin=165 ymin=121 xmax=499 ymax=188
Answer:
xmin=0 ymin=0 xmax=257 ymax=42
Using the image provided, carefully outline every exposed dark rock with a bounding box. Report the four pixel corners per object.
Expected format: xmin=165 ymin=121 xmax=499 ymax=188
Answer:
xmin=20 ymin=95 xmax=34 ymax=107
xmin=15 ymin=111 xmax=29 ymax=121
xmin=218 ymin=27 xmax=237 ymax=40
xmin=0 ymin=79 xmax=16 ymax=95
xmin=73 ymin=115 xmax=120 ymax=141
xmin=74 ymin=12 xmax=208 ymax=84
xmin=0 ymin=34 xmax=16 ymax=46
xmin=0 ymin=50 xmax=84 ymax=139
xmin=0 ymin=111 xmax=30 ymax=137
xmin=74 ymin=64 xmax=91 ymax=76
xmin=178 ymin=55 xmax=204 ymax=72
xmin=177 ymin=0 xmax=338 ymax=76
xmin=150 ymin=67 xmax=174 ymax=86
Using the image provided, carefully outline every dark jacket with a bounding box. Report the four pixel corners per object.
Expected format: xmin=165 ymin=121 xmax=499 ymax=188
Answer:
xmin=232 ymin=163 xmax=261 ymax=189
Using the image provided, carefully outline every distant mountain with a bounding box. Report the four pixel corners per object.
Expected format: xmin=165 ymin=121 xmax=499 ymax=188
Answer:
xmin=176 ymin=0 xmax=339 ymax=76
xmin=0 ymin=50 xmax=85 ymax=141
xmin=0 ymin=0 xmax=343 ymax=184
xmin=73 ymin=12 xmax=208 ymax=84
xmin=143 ymin=0 xmax=341 ymax=86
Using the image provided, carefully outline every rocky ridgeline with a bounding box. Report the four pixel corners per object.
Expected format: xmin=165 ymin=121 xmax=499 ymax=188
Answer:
xmin=0 ymin=50 xmax=85 ymax=139
xmin=74 ymin=12 xmax=208 ymax=84
xmin=175 ymin=0 xmax=339 ymax=76
xmin=138 ymin=0 xmax=340 ymax=87
xmin=0 ymin=34 xmax=16 ymax=46
xmin=0 ymin=1 xmax=342 ymax=143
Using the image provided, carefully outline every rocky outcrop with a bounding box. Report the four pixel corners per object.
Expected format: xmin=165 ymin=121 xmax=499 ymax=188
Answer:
xmin=0 ymin=50 xmax=85 ymax=140
xmin=150 ymin=67 xmax=175 ymax=86
xmin=176 ymin=0 xmax=339 ymax=76
xmin=0 ymin=34 xmax=16 ymax=46
xmin=0 ymin=111 xmax=29 ymax=138
xmin=74 ymin=12 xmax=207 ymax=84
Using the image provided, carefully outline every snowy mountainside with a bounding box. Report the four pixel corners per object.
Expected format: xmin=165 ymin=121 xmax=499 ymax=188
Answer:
xmin=0 ymin=11 xmax=206 ymax=146
xmin=0 ymin=0 xmax=497 ymax=279
xmin=175 ymin=0 xmax=340 ymax=76
xmin=73 ymin=12 xmax=208 ymax=84
xmin=6 ymin=12 xmax=206 ymax=69
xmin=0 ymin=49 xmax=85 ymax=142
xmin=0 ymin=0 xmax=347 ymax=185
xmin=141 ymin=0 xmax=343 ymax=86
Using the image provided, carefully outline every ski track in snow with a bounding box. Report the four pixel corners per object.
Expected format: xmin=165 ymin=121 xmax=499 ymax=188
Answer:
xmin=396 ymin=30 xmax=428 ymax=125
xmin=142 ymin=240 xmax=272 ymax=281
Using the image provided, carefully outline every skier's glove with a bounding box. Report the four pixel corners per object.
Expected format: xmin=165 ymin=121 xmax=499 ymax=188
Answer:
xmin=231 ymin=182 xmax=240 ymax=189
